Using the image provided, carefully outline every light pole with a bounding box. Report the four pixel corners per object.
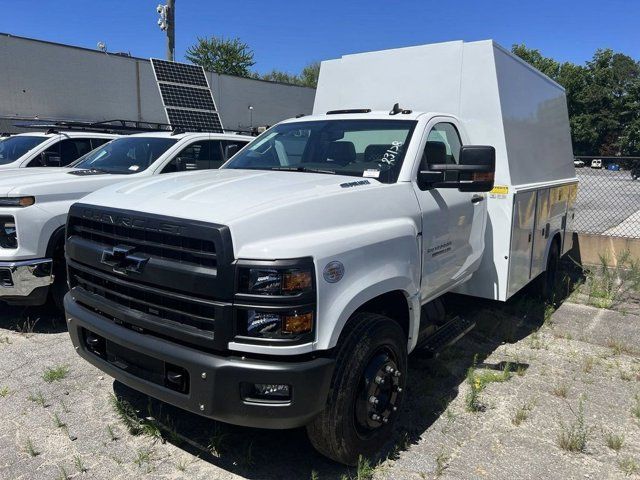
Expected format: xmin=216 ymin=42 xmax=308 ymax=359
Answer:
xmin=156 ymin=1 xmax=175 ymax=61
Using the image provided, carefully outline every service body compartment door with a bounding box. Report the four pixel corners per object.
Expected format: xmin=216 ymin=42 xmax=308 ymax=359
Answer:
xmin=530 ymin=188 xmax=551 ymax=278
xmin=507 ymin=190 xmax=536 ymax=297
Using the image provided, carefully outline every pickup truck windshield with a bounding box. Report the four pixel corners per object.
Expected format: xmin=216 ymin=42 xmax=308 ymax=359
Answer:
xmin=0 ymin=136 xmax=48 ymax=164
xmin=223 ymin=119 xmax=417 ymax=183
xmin=70 ymin=137 xmax=177 ymax=174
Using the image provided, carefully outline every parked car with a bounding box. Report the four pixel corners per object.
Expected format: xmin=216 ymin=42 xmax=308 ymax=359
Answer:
xmin=632 ymin=166 xmax=640 ymax=180
xmin=0 ymin=131 xmax=251 ymax=309
xmin=607 ymin=163 xmax=620 ymax=171
xmin=0 ymin=131 xmax=117 ymax=169
xmin=64 ymin=40 xmax=578 ymax=465
xmin=574 ymin=159 xmax=585 ymax=168
xmin=591 ymin=158 xmax=602 ymax=169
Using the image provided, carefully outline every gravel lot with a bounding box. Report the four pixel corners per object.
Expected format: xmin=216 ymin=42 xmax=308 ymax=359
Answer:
xmin=574 ymin=167 xmax=640 ymax=236
xmin=1 ymin=280 xmax=639 ymax=479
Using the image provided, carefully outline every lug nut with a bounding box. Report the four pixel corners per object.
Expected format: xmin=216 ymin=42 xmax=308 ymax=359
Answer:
xmin=374 ymin=376 xmax=385 ymax=385
xmin=385 ymin=365 xmax=395 ymax=374
xmin=201 ymin=372 xmax=207 ymax=379
xmin=371 ymin=413 xmax=381 ymax=421
xmin=393 ymin=406 xmax=398 ymax=412
xmin=369 ymin=395 xmax=379 ymax=404
xmin=382 ymin=417 xmax=389 ymax=424
xmin=394 ymin=370 xmax=401 ymax=377
xmin=396 ymin=387 xmax=403 ymax=393
xmin=199 ymin=404 xmax=205 ymax=411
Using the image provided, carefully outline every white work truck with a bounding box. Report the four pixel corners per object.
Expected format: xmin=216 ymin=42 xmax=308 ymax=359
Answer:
xmin=0 ymin=130 xmax=117 ymax=169
xmin=0 ymin=131 xmax=251 ymax=308
xmin=64 ymin=40 xmax=577 ymax=465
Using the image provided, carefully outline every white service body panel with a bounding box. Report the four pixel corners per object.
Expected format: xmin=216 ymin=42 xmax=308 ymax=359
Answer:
xmin=315 ymin=40 xmax=578 ymax=301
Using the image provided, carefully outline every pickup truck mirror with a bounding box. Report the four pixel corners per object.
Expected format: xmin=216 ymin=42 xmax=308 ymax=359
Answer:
xmin=417 ymin=145 xmax=495 ymax=192
xmin=41 ymin=151 xmax=62 ymax=167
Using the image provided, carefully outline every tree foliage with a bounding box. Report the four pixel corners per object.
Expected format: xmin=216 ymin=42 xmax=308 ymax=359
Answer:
xmin=512 ymin=44 xmax=640 ymax=156
xmin=186 ymin=36 xmax=255 ymax=77
xmin=186 ymin=36 xmax=319 ymax=88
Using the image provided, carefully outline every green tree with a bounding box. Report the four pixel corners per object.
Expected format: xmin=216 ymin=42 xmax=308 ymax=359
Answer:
xmin=300 ymin=62 xmax=321 ymax=88
xmin=186 ymin=36 xmax=255 ymax=76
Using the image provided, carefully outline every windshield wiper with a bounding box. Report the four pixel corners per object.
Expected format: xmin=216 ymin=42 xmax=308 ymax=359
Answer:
xmin=271 ymin=166 xmax=336 ymax=175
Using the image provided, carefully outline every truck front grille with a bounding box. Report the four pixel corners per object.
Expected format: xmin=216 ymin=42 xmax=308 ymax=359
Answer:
xmin=66 ymin=204 xmax=235 ymax=351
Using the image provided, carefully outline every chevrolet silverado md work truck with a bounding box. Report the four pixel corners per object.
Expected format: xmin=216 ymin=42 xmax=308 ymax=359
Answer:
xmin=64 ymin=40 xmax=577 ymax=464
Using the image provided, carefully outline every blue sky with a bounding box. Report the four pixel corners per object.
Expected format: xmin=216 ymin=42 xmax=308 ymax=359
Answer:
xmin=1 ymin=0 xmax=639 ymax=74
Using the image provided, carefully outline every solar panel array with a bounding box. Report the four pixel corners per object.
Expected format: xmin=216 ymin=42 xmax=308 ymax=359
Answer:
xmin=150 ymin=58 xmax=224 ymax=133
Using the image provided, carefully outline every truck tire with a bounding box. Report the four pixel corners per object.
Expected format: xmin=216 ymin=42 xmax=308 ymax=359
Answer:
xmin=306 ymin=312 xmax=407 ymax=465
xmin=49 ymin=241 xmax=68 ymax=313
xmin=541 ymin=240 xmax=560 ymax=301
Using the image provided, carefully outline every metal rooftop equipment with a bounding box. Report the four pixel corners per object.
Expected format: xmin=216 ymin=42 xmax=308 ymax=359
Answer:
xmin=150 ymin=58 xmax=224 ymax=133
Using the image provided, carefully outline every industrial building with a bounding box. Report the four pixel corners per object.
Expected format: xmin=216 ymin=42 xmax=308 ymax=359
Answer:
xmin=0 ymin=33 xmax=315 ymax=133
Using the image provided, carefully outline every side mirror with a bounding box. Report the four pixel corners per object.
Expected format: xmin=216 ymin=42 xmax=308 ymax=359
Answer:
xmin=417 ymin=145 xmax=495 ymax=192
xmin=41 ymin=151 xmax=62 ymax=167
xmin=224 ymin=144 xmax=240 ymax=160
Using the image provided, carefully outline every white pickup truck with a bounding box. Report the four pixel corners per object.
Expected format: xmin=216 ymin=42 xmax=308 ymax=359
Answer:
xmin=64 ymin=40 xmax=578 ymax=464
xmin=0 ymin=131 xmax=251 ymax=308
xmin=0 ymin=130 xmax=117 ymax=169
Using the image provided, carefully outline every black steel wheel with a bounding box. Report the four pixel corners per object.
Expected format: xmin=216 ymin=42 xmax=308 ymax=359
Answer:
xmin=306 ymin=312 xmax=407 ymax=465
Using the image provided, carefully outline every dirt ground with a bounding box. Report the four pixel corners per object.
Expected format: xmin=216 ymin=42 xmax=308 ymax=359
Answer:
xmin=1 ymin=273 xmax=639 ymax=479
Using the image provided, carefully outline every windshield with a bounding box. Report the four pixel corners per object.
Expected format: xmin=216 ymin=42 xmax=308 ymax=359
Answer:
xmin=223 ymin=119 xmax=417 ymax=183
xmin=70 ymin=137 xmax=177 ymax=174
xmin=0 ymin=136 xmax=48 ymax=165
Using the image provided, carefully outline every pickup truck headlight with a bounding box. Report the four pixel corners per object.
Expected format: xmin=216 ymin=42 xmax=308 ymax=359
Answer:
xmin=235 ymin=259 xmax=316 ymax=342
xmin=0 ymin=196 xmax=35 ymax=207
xmin=243 ymin=309 xmax=314 ymax=338
xmin=0 ymin=216 xmax=17 ymax=249
xmin=237 ymin=266 xmax=313 ymax=296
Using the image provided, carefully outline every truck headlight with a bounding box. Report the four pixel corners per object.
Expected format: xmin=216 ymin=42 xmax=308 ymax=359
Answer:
xmin=0 ymin=196 xmax=35 ymax=207
xmin=0 ymin=216 xmax=17 ymax=249
xmin=237 ymin=265 xmax=313 ymax=296
xmin=242 ymin=309 xmax=314 ymax=338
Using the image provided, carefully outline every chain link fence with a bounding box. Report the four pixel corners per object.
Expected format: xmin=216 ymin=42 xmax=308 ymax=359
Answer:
xmin=573 ymin=157 xmax=640 ymax=239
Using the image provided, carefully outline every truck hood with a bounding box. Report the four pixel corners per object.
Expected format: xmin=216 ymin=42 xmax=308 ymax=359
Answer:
xmin=78 ymin=169 xmax=421 ymax=259
xmin=83 ymin=169 xmax=381 ymax=223
xmin=0 ymin=167 xmax=129 ymax=197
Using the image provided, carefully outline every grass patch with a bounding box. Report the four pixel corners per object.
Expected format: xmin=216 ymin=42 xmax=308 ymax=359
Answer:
xmin=57 ymin=466 xmax=69 ymax=480
xmin=582 ymin=252 xmax=640 ymax=309
xmin=552 ymin=384 xmax=569 ymax=398
xmin=605 ymin=431 xmax=624 ymax=451
xmin=27 ymin=391 xmax=47 ymax=407
xmin=74 ymin=455 xmax=87 ymax=473
xmin=24 ymin=437 xmax=39 ymax=457
xmin=107 ymin=424 xmax=118 ymax=441
xmin=109 ymin=394 xmax=177 ymax=444
xmin=512 ymin=400 xmax=535 ymax=426
xmin=435 ymin=450 xmax=449 ymax=477
xmin=619 ymin=456 xmax=639 ymax=476
xmin=632 ymin=394 xmax=640 ymax=420
xmin=52 ymin=412 xmax=66 ymax=429
xmin=608 ymin=339 xmax=633 ymax=356
xmin=43 ymin=365 xmax=69 ymax=383
xmin=465 ymin=359 xmax=512 ymax=412
xmin=557 ymin=398 xmax=591 ymax=453
xmin=582 ymin=356 xmax=596 ymax=373
xmin=0 ymin=386 xmax=9 ymax=397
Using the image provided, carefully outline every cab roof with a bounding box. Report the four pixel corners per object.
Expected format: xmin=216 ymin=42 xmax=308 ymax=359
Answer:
xmin=126 ymin=131 xmax=254 ymax=141
xmin=12 ymin=131 xmax=117 ymax=138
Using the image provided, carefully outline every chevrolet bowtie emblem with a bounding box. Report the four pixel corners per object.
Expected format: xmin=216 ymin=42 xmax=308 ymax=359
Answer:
xmin=100 ymin=245 xmax=149 ymax=275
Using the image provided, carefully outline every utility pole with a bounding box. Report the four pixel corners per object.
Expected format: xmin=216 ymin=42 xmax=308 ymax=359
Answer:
xmin=157 ymin=1 xmax=175 ymax=61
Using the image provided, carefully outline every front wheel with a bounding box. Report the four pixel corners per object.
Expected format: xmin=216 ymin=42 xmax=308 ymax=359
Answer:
xmin=306 ymin=312 xmax=407 ymax=465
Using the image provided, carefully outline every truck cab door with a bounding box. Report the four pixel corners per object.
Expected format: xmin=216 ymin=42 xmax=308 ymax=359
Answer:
xmin=412 ymin=119 xmax=487 ymax=301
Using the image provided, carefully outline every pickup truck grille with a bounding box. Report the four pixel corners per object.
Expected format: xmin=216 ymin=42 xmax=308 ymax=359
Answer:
xmin=66 ymin=204 xmax=235 ymax=351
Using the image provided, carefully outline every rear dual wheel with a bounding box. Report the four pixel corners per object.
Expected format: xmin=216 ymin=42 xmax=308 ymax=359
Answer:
xmin=306 ymin=312 xmax=407 ymax=465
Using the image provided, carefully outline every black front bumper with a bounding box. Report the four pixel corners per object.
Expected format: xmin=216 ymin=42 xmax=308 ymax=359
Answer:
xmin=65 ymin=294 xmax=335 ymax=429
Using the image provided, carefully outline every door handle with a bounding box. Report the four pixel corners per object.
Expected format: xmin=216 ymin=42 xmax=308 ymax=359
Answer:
xmin=471 ymin=195 xmax=485 ymax=204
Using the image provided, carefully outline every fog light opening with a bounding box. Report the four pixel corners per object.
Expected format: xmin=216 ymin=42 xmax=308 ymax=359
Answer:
xmin=241 ymin=382 xmax=292 ymax=403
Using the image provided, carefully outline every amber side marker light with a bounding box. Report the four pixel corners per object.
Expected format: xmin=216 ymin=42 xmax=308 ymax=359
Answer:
xmin=282 ymin=270 xmax=313 ymax=294
xmin=283 ymin=312 xmax=313 ymax=334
